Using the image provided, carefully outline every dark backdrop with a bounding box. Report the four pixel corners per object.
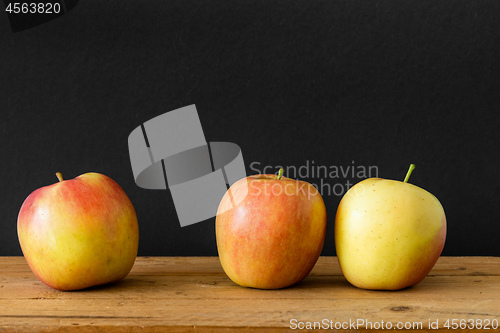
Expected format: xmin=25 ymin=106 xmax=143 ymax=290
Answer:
xmin=2 ymin=0 xmax=499 ymax=256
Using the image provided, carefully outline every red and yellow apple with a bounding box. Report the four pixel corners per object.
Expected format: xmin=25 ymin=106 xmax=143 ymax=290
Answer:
xmin=17 ymin=172 xmax=139 ymax=291
xmin=335 ymin=164 xmax=446 ymax=290
xmin=216 ymin=169 xmax=327 ymax=289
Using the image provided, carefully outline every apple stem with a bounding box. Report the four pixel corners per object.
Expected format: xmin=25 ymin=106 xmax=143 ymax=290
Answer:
xmin=56 ymin=172 xmax=64 ymax=182
xmin=403 ymin=164 xmax=416 ymax=183
xmin=277 ymin=168 xmax=284 ymax=180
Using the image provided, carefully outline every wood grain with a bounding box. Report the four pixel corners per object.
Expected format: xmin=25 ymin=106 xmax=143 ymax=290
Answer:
xmin=0 ymin=257 xmax=498 ymax=332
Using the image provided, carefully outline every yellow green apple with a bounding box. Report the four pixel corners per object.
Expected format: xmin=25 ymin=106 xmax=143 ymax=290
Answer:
xmin=216 ymin=168 xmax=327 ymax=289
xmin=17 ymin=172 xmax=139 ymax=291
xmin=335 ymin=164 xmax=446 ymax=290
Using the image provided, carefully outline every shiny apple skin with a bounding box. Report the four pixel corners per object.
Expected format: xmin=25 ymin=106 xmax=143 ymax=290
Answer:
xmin=335 ymin=178 xmax=446 ymax=290
xmin=17 ymin=173 xmax=139 ymax=291
xmin=216 ymin=174 xmax=327 ymax=289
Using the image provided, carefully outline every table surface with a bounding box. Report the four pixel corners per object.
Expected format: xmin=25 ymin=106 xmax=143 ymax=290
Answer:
xmin=0 ymin=256 xmax=499 ymax=332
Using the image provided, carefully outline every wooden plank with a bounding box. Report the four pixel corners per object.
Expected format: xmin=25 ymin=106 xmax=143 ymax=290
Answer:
xmin=0 ymin=257 xmax=499 ymax=332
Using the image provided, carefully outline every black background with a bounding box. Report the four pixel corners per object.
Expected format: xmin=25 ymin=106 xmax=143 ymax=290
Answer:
xmin=2 ymin=0 xmax=499 ymax=257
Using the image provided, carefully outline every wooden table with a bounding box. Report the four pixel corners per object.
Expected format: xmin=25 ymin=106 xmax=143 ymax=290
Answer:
xmin=1 ymin=257 xmax=498 ymax=332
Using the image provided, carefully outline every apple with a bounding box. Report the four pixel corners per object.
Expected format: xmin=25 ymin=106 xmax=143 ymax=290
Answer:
xmin=334 ymin=164 xmax=446 ymax=290
xmin=216 ymin=168 xmax=327 ymax=289
xmin=17 ymin=172 xmax=139 ymax=291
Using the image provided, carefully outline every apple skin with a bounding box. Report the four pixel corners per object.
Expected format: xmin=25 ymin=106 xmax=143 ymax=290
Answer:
xmin=216 ymin=173 xmax=327 ymax=289
xmin=17 ymin=173 xmax=139 ymax=291
xmin=335 ymin=178 xmax=446 ymax=290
